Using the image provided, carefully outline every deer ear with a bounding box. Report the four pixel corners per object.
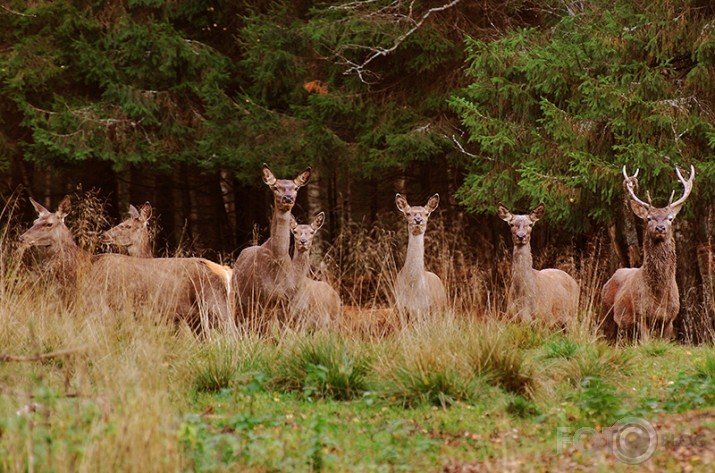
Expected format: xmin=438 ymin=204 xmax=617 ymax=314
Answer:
xmin=290 ymin=214 xmax=298 ymax=232
xmin=311 ymin=212 xmax=325 ymax=231
xmin=29 ymin=197 xmax=50 ymax=217
xmin=293 ymin=167 xmax=312 ymax=188
xmin=140 ymin=202 xmax=152 ymax=222
xmin=496 ymin=202 xmax=512 ymax=222
xmin=395 ymin=194 xmax=409 ymax=213
xmin=129 ymin=204 xmax=140 ymax=219
xmin=629 ymin=199 xmax=649 ymax=220
xmin=262 ymin=163 xmax=277 ymax=186
xmin=425 ymin=193 xmax=440 ymax=213
xmin=56 ymin=196 xmax=71 ymax=220
xmin=530 ymin=203 xmax=545 ymax=222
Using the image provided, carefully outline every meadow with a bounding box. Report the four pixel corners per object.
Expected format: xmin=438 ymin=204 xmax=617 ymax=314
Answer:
xmin=2 ymin=195 xmax=715 ymax=472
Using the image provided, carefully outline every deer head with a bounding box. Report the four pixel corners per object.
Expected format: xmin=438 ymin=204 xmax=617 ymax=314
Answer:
xmin=497 ymin=203 xmax=545 ymax=246
xmin=290 ymin=212 xmax=325 ymax=253
xmin=20 ymin=196 xmax=73 ymax=248
xmin=623 ymin=165 xmax=695 ymax=242
xmin=395 ymin=193 xmax=439 ymax=236
xmin=262 ymin=163 xmax=312 ymax=212
xmin=101 ymin=202 xmax=152 ymax=248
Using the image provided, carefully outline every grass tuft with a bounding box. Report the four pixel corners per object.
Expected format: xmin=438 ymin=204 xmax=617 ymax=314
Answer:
xmin=274 ymin=334 xmax=371 ymax=401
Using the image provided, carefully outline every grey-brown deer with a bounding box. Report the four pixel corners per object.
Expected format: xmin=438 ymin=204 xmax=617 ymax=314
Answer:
xmin=99 ymin=201 xmax=234 ymax=315
xmin=20 ymin=196 xmax=235 ymax=334
xmin=394 ymin=193 xmax=447 ymax=319
xmin=19 ymin=196 xmax=88 ymax=295
xmin=288 ymin=212 xmax=341 ymax=329
xmin=231 ymin=164 xmax=311 ymax=322
xmin=497 ymin=203 xmax=579 ymax=327
xmin=101 ymin=202 xmax=153 ymax=258
xmin=601 ymin=165 xmax=695 ymax=341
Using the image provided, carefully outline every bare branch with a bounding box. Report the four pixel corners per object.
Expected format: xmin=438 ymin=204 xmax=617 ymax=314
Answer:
xmin=0 ymin=346 xmax=87 ymax=363
xmin=341 ymin=0 xmax=464 ymax=82
xmin=1 ymin=5 xmax=37 ymax=17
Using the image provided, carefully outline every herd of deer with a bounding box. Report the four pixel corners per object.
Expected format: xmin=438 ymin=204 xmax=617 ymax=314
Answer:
xmin=17 ymin=163 xmax=695 ymax=342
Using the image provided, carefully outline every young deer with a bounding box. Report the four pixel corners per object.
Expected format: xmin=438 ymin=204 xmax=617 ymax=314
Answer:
xmin=497 ymin=203 xmax=579 ymax=326
xmin=20 ymin=196 xmax=235 ymax=333
xmin=101 ymin=202 xmax=153 ymax=258
xmin=288 ymin=212 xmax=341 ymax=329
xmin=232 ymin=164 xmax=311 ymax=321
xmin=394 ymin=193 xmax=447 ymax=319
xmin=601 ymin=165 xmax=695 ymax=341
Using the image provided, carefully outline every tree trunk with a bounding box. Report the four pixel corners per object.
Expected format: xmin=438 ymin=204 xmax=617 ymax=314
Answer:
xmin=219 ymin=167 xmax=237 ymax=248
xmin=306 ymin=166 xmax=323 ymax=261
xmin=621 ymin=181 xmax=641 ymax=267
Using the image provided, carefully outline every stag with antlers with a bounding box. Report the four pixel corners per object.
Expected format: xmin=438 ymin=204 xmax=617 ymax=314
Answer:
xmin=601 ymin=165 xmax=695 ymax=341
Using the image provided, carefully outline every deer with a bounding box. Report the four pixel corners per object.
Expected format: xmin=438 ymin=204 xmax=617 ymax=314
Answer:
xmin=497 ymin=203 xmax=579 ymax=327
xmin=101 ymin=202 xmax=153 ymax=258
xmin=231 ymin=164 xmax=311 ymax=322
xmin=394 ymin=193 xmax=447 ymax=319
xmin=19 ymin=196 xmax=89 ymax=296
xmin=19 ymin=196 xmax=236 ymax=334
xmin=601 ymin=165 xmax=695 ymax=341
xmin=288 ymin=212 xmax=341 ymax=329
xmin=100 ymin=201 xmax=234 ymax=312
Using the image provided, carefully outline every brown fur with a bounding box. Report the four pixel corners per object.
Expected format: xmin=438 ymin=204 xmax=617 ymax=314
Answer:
xmin=497 ymin=203 xmax=579 ymax=327
xmin=20 ymin=196 xmax=235 ymax=333
xmin=232 ymin=164 xmax=311 ymax=322
xmin=20 ymin=196 xmax=88 ymax=299
xmin=100 ymin=202 xmax=233 ymax=305
xmin=394 ymin=193 xmax=447 ymax=319
xmin=101 ymin=202 xmax=153 ymax=258
xmin=289 ymin=212 xmax=341 ymax=329
xmin=600 ymin=166 xmax=694 ymax=341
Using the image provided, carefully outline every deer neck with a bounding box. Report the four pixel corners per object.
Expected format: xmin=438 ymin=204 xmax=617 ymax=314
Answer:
xmin=402 ymin=233 xmax=426 ymax=278
xmin=129 ymin=234 xmax=152 ymax=258
xmin=267 ymin=208 xmax=292 ymax=257
xmin=292 ymin=248 xmax=311 ymax=279
xmin=511 ymin=243 xmax=536 ymax=293
xmin=642 ymin=235 xmax=677 ymax=296
xmin=46 ymin=229 xmax=88 ymax=284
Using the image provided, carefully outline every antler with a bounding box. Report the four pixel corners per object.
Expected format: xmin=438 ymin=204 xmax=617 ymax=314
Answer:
xmin=669 ymin=164 xmax=695 ymax=209
xmin=622 ymin=165 xmax=650 ymax=209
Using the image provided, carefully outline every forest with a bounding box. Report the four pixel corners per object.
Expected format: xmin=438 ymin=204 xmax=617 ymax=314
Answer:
xmin=2 ymin=2 xmax=715 ymax=471
xmin=2 ymin=0 xmax=714 ymax=339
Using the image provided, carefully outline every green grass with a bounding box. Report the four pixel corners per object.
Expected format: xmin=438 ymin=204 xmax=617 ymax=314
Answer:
xmin=2 ymin=302 xmax=715 ymax=472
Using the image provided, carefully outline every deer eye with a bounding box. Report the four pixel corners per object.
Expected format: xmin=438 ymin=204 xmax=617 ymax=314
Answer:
xmin=646 ymin=216 xmax=652 ymax=221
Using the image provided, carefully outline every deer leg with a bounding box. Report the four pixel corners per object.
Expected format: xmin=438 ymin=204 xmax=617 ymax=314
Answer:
xmin=599 ymin=310 xmax=618 ymax=343
xmin=663 ymin=321 xmax=674 ymax=340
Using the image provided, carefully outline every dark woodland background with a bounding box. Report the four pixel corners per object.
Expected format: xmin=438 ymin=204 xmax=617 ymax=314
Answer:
xmin=1 ymin=0 xmax=715 ymax=337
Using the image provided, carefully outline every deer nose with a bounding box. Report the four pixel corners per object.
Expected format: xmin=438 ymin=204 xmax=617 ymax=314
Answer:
xmin=281 ymin=195 xmax=294 ymax=204
xmin=655 ymin=224 xmax=666 ymax=233
xmin=516 ymin=232 xmax=527 ymax=241
xmin=413 ymin=215 xmax=423 ymax=224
